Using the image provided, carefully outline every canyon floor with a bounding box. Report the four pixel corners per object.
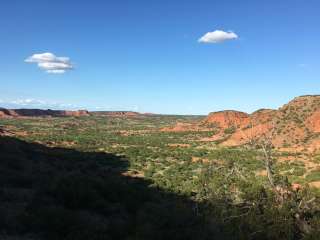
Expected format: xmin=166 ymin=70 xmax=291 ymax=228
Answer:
xmin=1 ymin=98 xmax=320 ymax=239
xmin=1 ymin=113 xmax=320 ymax=188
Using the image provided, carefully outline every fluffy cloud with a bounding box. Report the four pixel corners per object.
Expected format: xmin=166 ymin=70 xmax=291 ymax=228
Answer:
xmin=198 ymin=30 xmax=238 ymax=43
xmin=25 ymin=52 xmax=74 ymax=74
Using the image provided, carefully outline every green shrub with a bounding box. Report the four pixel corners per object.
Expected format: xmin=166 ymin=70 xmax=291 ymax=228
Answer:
xmin=306 ymin=170 xmax=320 ymax=182
xmin=224 ymin=126 xmax=236 ymax=134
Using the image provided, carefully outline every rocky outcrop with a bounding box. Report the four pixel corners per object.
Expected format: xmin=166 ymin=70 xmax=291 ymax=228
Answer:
xmin=164 ymin=95 xmax=320 ymax=152
xmin=0 ymin=108 xmax=89 ymax=118
xmin=0 ymin=108 xmax=19 ymax=117
xmin=250 ymin=109 xmax=277 ymax=124
xmin=91 ymin=111 xmax=140 ymax=117
xmin=0 ymin=108 xmax=144 ymax=118
xmin=202 ymin=110 xmax=250 ymax=128
xmin=219 ymin=96 xmax=320 ymax=151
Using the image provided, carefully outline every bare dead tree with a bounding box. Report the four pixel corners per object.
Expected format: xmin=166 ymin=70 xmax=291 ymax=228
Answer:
xmin=240 ymin=119 xmax=317 ymax=235
xmin=240 ymin=119 xmax=276 ymax=188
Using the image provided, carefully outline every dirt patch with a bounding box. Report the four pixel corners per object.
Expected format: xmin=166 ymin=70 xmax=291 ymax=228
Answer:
xmin=309 ymin=181 xmax=320 ymax=188
xmin=191 ymin=157 xmax=210 ymax=164
xmin=121 ymin=170 xmax=144 ymax=178
xmin=255 ymin=170 xmax=267 ymax=177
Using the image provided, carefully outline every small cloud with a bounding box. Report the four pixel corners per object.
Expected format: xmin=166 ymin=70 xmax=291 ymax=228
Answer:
xmin=199 ymin=30 xmax=238 ymax=43
xmin=25 ymin=52 xmax=74 ymax=74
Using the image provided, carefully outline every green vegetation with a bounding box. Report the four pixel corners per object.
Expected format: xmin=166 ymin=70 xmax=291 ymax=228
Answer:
xmin=306 ymin=170 xmax=320 ymax=182
xmin=1 ymin=115 xmax=320 ymax=239
xmin=224 ymin=125 xmax=236 ymax=134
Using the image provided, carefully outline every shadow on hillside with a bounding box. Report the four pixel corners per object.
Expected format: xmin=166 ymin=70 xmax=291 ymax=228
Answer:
xmin=1 ymin=136 xmax=300 ymax=240
xmin=0 ymin=136 xmax=216 ymax=240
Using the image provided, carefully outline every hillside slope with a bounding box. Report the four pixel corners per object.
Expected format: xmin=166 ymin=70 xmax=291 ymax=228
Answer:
xmin=165 ymin=95 xmax=320 ymax=152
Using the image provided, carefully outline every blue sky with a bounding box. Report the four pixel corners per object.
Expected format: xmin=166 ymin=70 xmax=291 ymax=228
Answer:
xmin=1 ymin=0 xmax=320 ymax=114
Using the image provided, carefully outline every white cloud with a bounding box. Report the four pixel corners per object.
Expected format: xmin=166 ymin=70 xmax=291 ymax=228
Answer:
xmin=198 ymin=30 xmax=238 ymax=43
xmin=25 ymin=52 xmax=74 ymax=74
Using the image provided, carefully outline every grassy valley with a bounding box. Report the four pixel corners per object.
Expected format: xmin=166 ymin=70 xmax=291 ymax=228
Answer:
xmin=1 ymin=111 xmax=320 ymax=239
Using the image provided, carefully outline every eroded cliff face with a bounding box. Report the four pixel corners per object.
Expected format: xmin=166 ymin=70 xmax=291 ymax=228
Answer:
xmin=306 ymin=111 xmax=320 ymax=133
xmin=202 ymin=110 xmax=250 ymax=128
xmin=162 ymin=95 xmax=320 ymax=152
xmin=0 ymin=108 xmax=89 ymax=118
xmin=0 ymin=108 xmax=146 ymax=118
